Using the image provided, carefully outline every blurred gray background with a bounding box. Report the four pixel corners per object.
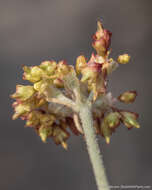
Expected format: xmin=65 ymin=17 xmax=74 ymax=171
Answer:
xmin=0 ymin=0 xmax=152 ymax=190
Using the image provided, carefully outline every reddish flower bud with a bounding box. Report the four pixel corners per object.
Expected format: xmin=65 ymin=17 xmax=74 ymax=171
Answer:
xmin=92 ymin=21 xmax=112 ymax=56
xmin=53 ymin=78 xmax=64 ymax=88
xmin=81 ymin=53 xmax=102 ymax=83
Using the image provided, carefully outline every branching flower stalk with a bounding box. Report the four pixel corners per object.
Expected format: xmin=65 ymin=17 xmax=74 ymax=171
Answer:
xmin=11 ymin=21 xmax=140 ymax=190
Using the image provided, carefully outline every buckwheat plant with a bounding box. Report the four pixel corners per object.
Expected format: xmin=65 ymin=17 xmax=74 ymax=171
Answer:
xmin=11 ymin=21 xmax=140 ymax=190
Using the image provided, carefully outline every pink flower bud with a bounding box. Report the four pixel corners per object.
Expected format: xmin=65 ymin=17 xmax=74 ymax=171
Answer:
xmin=92 ymin=21 xmax=112 ymax=56
xmin=81 ymin=53 xmax=102 ymax=83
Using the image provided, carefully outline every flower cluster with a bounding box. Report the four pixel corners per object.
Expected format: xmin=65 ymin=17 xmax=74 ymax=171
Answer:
xmin=11 ymin=21 xmax=140 ymax=148
xmin=11 ymin=61 xmax=73 ymax=149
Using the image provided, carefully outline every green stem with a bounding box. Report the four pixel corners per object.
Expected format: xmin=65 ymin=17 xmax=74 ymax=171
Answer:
xmin=79 ymin=104 xmax=109 ymax=190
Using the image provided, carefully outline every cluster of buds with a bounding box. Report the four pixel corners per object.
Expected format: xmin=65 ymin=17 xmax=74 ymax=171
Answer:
xmin=11 ymin=61 xmax=73 ymax=148
xmin=11 ymin=21 xmax=140 ymax=148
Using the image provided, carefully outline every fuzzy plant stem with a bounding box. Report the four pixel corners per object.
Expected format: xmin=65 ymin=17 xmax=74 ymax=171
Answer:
xmin=79 ymin=104 xmax=109 ymax=190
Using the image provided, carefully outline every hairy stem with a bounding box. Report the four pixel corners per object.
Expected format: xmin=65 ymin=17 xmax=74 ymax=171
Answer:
xmin=79 ymin=104 xmax=109 ymax=190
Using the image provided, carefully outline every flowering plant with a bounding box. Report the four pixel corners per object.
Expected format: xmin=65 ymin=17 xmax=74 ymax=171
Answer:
xmin=11 ymin=21 xmax=140 ymax=190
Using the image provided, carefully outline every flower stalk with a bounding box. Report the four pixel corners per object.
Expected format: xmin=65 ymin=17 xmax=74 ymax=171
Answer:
xmin=79 ymin=103 xmax=109 ymax=190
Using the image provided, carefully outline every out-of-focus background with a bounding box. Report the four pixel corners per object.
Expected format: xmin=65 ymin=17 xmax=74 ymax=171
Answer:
xmin=0 ymin=0 xmax=152 ymax=190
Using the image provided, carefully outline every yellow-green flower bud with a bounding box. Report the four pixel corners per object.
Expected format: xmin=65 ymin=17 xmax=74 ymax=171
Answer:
xmin=121 ymin=111 xmax=140 ymax=129
xmin=40 ymin=114 xmax=55 ymax=127
xmin=76 ymin=55 xmax=87 ymax=74
xmin=11 ymin=85 xmax=35 ymax=101
xmin=40 ymin=61 xmax=57 ymax=75
xmin=23 ymin=66 xmax=44 ymax=83
xmin=57 ymin=60 xmax=70 ymax=75
xmin=33 ymin=80 xmax=49 ymax=93
xmin=117 ymin=54 xmax=130 ymax=64
xmin=12 ymin=102 xmax=31 ymax=120
xmin=39 ymin=126 xmax=53 ymax=142
xmin=100 ymin=121 xmax=112 ymax=144
xmin=81 ymin=67 xmax=97 ymax=82
xmin=118 ymin=91 xmax=137 ymax=103
xmin=36 ymin=98 xmax=47 ymax=107
xmin=52 ymin=126 xmax=70 ymax=147
xmin=25 ymin=111 xmax=40 ymax=127
xmin=104 ymin=112 xmax=121 ymax=128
